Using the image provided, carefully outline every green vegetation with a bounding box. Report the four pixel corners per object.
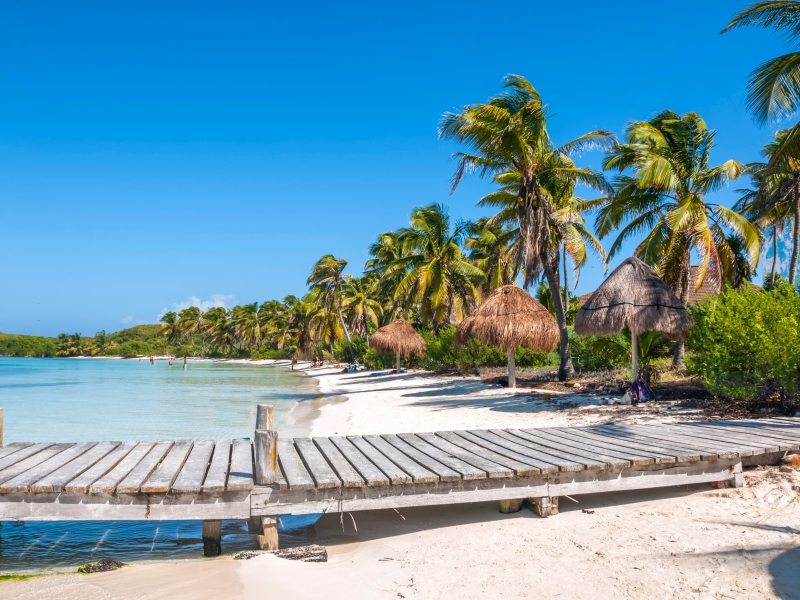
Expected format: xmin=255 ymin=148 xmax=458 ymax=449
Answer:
xmin=0 ymin=333 xmax=57 ymax=357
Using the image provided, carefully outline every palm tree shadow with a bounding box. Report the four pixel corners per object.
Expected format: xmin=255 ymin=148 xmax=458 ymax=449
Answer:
xmin=770 ymin=546 xmax=800 ymax=599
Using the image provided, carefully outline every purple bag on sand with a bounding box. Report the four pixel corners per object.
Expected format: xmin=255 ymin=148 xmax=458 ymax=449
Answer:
xmin=630 ymin=377 xmax=654 ymax=402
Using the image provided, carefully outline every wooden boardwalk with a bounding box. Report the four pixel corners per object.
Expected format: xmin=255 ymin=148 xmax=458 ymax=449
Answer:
xmin=0 ymin=411 xmax=797 ymax=554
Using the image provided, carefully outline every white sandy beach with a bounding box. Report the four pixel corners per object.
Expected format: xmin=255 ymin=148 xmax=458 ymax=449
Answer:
xmin=2 ymin=365 xmax=799 ymax=599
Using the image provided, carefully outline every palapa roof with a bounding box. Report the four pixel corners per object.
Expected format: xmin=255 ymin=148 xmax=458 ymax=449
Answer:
xmin=370 ymin=319 xmax=426 ymax=356
xmin=455 ymin=285 xmax=559 ymax=352
xmin=573 ymin=257 xmax=694 ymax=340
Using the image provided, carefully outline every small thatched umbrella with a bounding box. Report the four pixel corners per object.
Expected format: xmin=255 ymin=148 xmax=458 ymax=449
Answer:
xmin=574 ymin=257 xmax=694 ymax=380
xmin=455 ymin=285 xmax=559 ymax=388
xmin=370 ymin=319 xmax=426 ymax=371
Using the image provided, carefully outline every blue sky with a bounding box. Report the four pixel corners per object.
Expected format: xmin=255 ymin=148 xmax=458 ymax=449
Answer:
xmin=0 ymin=1 xmax=792 ymax=336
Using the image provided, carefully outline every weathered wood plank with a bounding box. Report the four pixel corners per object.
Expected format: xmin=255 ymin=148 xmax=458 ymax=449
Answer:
xmin=31 ymin=442 xmax=120 ymax=493
xmin=115 ymin=441 xmax=174 ymax=494
xmin=381 ymin=434 xmax=461 ymax=483
xmin=227 ymin=439 xmax=254 ymax=491
xmin=684 ymin=423 xmax=800 ymax=451
xmin=417 ymin=432 xmax=512 ymax=479
xmin=293 ymin=438 xmax=342 ymax=489
xmin=591 ymin=425 xmax=737 ymax=459
xmin=0 ymin=443 xmax=54 ymax=473
xmin=88 ymin=442 xmax=156 ymax=494
xmin=171 ymin=440 xmax=215 ymax=493
xmin=502 ymin=430 xmax=608 ymax=469
xmin=397 ymin=434 xmax=486 ymax=480
xmin=312 ymin=437 xmax=364 ymax=488
xmin=472 ymin=430 xmax=583 ymax=472
xmin=277 ymin=439 xmax=315 ymax=491
xmin=0 ymin=443 xmax=34 ymax=462
xmin=542 ymin=428 xmax=658 ymax=466
xmin=634 ymin=425 xmax=769 ymax=455
xmin=348 ymin=436 xmax=411 ymax=485
xmin=706 ymin=420 xmax=800 ymax=444
xmin=439 ymin=431 xmax=540 ymax=476
xmin=329 ymin=436 xmax=389 ymax=486
xmin=364 ymin=435 xmax=438 ymax=484
xmin=202 ymin=440 xmax=232 ymax=493
xmin=571 ymin=427 xmax=702 ymax=462
xmin=457 ymin=430 xmax=561 ymax=474
xmin=522 ymin=429 xmax=633 ymax=468
xmin=1 ymin=443 xmax=96 ymax=493
xmin=65 ymin=442 xmax=139 ymax=494
xmin=667 ymin=424 xmax=782 ymax=453
xmin=0 ymin=444 xmax=73 ymax=487
xmin=141 ymin=441 xmax=194 ymax=493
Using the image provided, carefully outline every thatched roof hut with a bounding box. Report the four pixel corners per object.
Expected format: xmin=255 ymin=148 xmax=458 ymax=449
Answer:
xmin=455 ymin=285 xmax=559 ymax=388
xmin=573 ymin=257 xmax=693 ymax=340
xmin=370 ymin=319 xmax=425 ymax=370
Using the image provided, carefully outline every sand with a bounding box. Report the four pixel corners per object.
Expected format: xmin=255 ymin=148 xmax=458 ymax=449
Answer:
xmin=2 ymin=365 xmax=799 ymax=599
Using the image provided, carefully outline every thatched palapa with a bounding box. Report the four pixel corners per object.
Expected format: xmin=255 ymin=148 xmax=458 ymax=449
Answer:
xmin=455 ymin=285 xmax=559 ymax=388
xmin=370 ymin=319 xmax=425 ymax=371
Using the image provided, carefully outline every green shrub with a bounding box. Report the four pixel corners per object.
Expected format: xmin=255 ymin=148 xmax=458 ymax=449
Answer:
xmin=687 ymin=285 xmax=800 ymax=400
xmin=363 ymin=348 xmax=396 ymax=369
xmin=568 ymin=329 xmax=627 ymax=372
xmin=332 ymin=336 xmax=368 ymax=363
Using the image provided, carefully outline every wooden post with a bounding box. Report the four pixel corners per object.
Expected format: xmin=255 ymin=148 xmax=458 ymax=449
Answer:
xmin=254 ymin=430 xmax=279 ymax=485
xmin=257 ymin=516 xmax=279 ymax=550
xmin=631 ymin=329 xmax=639 ymax=381
xmin=255 ymin=404 xmax=274 ymax=431
xmin=202 ymin=520 xmax=222 ymax=556
xmin=396 ymin=351 xmax=400 ymax=372
xmin=525 ymin=496 xmax=559 ymax=518
xmin=499 ymin=498 xmax=523 ymax=513
xmin=507 ymin=348 xmax=516 ymax=388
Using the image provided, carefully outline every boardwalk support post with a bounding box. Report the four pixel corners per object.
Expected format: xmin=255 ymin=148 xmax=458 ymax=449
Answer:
xmin=256 ymin=404 xmax=274 ymax=431
xmin=254 ymin=431 xmax=279 ymax=485
xmin=525 ymin=497 xmax=559 ymax=518
xmin=202 ymin=520 xmax=222 ymax=556
xmin=257 ymin=516 xmax=279 ymax=551
xmin=498 ymin=499 xmax=523 ymax=513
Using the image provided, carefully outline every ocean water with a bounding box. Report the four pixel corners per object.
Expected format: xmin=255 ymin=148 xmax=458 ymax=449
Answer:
xmin=0 ymin=357 xmax=320 ymax=573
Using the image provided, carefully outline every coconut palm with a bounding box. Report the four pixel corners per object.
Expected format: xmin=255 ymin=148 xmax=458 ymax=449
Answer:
xmin=203 ymin=306 xmax=231 ymax=353
xmin=439 ymin=74 xmax=615 ymax=380
xmin=366 ymin=231 xmax=408 ymax=321
xmin=93 ymin=330 xmax=109 ymax=355
xmin=159 ymin=312 xmax=182 ymax=349
xmin=597 ymin=110 xmax=761 ymax=365
xmin=341 ymin=275 xmax=382 ymax=341
xmin=307 ymin=255 xmax=356 ymax=361
xmin=231 ymin=303 xmax=261 ymax=351
xmin=465 ymin=217 xmax=520 ymax=292
xmin=387 ymin=203 xmax=484 ymax=329
xmin=178 ymin=307 xmax=204 ymax=355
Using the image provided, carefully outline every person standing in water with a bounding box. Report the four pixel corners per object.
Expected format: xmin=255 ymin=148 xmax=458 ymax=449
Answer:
xmin=150 ymin=355 xmax=155 ymax=365
xmin=168 ymin=357 xmax=173 ymax=367
xmin=183 ymin=356 xmax=188 ymax=369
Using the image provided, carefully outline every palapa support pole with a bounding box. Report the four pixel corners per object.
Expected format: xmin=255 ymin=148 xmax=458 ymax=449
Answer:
xmin=631 ymin=329 xmax=639 ymax=382
xmin=507 ymin=348 xmax=516 ymax=388
xmin=396 ymin=351 xmax=400 ymax=372
xmin=255 ymin=404 xmax=274 ymax=431
xmin=202 ymin=520 xmax=222 ymax=556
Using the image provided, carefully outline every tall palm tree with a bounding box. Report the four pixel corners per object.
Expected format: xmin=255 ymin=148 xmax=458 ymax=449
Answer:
xmin=735 ymin=128 xmax=800 ymax=282
xmin=341 ymin=275 xmax=382 ymax=341
xmin=597 ymin=110 xmax=761 ymax=365
xmin=307 ymin=255 xmax=355 ymax=361
xmin=160 ymin=312 xmax=182 ymax=350
xmin=439 ymin=75 xmax=615 ymax=379
xmin=387 ymin=203 xmax=484 ymax=329
xmin=232 ymin=303 xmax=262 ymax=351
xmin=203 ymin=306 xmax=231 ymax=354
xmin=178 ymin=307 xmax=204 ymax=355
xmin=366 ymin=231 xmax=408 ymax=321
xmin=465 ymin=217 xmax=520 ymax=292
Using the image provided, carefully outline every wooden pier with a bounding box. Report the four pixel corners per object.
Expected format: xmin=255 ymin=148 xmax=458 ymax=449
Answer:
xmin=0 ymin=405 xmax=797 ymax=556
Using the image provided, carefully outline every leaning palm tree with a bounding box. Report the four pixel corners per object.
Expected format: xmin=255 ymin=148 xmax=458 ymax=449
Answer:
xmin=440 ymin=75 xmax=615 ymax=379
xmin=365 ymin=231 xmax=409 ymax=321
xmin=160 ymin=311 xmax=182 ymax=350
xmin=307 ymin=255 xmax=356 ymax=361
xmin=232 ymin=302 xmax=262 ymax=351
xmin=178 ymin=306 xmax=205 ymax=355
xmin=465 ymin=217 xmax=520 ymax=292
xmin=388 ymin=203 xmax=484 ymax=329
xmin=341 ymin=275 xmax=383 ymax=342
xmin=203 ymin=306 xmax=231 ymax=354
xmin=597 ymin=110 xmax=761 ymax=365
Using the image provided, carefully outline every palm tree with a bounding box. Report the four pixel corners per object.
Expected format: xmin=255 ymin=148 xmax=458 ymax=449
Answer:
xmin=307 ymin=255 xmax=355 ymax=362
xmin=465 ymin=217 xmax=520 ymax=291
xmin=387 ymin=203 xmax=484 ymax=329
xmin=178 ymin=307 xmax=204 ymax=355
xmin=597 ymin=110 xmax=761 ymax=365
xmin=341 ymin=275 xmax=382 ymax=342
xmin=203 ymin=306 xmax=231 ymax=354
xmin=735 ymin=129 xmax=800 ymax=282
xmin=160 ymin=312 xmax=182 ymax=350
xmin=232 ymin=303 xmax=262 ymax=351
xmin=94 ymin=330 xmax=109 ymax=355
xmin=440 ymin=74 xmax=615 ymax=379
xmin=366 ymin=231 xmax=408 ymax=321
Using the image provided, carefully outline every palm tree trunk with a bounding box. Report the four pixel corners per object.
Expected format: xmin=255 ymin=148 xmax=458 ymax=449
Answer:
xmin=562 ymin=244 xmax=569 ymax=315
xmin=771 ymin=228 xmax=778 ymax=289
xmin=336 ymin=302 xmax=355 ymax=362
xmin=542 ymin=257 xmax=574 ymax=381
xmin=672 ymin=261 xmax=691 ymax=367
xmin=790 ymin=195 xmax=800 ymax=285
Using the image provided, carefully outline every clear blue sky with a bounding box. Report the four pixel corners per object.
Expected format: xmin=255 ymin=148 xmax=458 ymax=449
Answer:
xmin=0 ymin=0 xmax=791 ymax=336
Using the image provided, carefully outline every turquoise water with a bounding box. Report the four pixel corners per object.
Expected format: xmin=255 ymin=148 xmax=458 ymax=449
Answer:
xmin=0 ymin=357 xmax=319 ymax=573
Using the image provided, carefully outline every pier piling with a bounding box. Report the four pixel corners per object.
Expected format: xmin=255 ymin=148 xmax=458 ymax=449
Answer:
xmin=202 ymin=520 xmax=222 ymax=557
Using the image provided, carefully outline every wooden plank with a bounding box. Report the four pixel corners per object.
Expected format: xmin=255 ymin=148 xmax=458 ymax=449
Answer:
xmin=202 ymin=440 xmax=232 ymax=493
xmin=277 ymin=439 xmax=315 ymax=491
xmin=88 ymin=442 xmax=157 ymax=494
xmin=141 ymin=440 xmax=194 ymax=493
xmin=542 ymin=428 xmax=658 ymax=466
xmin=348 ymin=436 xmax=411 ymax=485
xmin=0 ymin=443 xmax=95 ymax=493
xmin=683 ymin=423 xmax=800 ymax=451
xmin=329 ymin=436 xmax=389 ymax=486
xmin=662 ymin=425 xmax=779 ymax=453
xmin=522 ymin=428 xmax=635 ymax=468
xmin=227 ymin=438 xmax=254 ymax=491
xmin=696 ymin=420 xmax=800 ymax=444
xmin=488 ymin=429 xmax=601 ymax=471
xmin=0 ymin=443 xmax=54 ymax=473
xmin=364 ymin=435 xmax=438 ymax=484
xmin=171 ymin=440 xmax=215 ymax=493
xmin=30 ymin=442 xmax=120 ymax=493
xmin=586 ymin=425 xmax=720 ymax=460
xmin=115 ymin=441 xmax=174 ymax=494
xmin=313 ymin=437 xmax=364 ymax=488
xmin=293 ymin=438 xmax=342 ymax=489
xmin=0 ymin=442 xmax=34 ymax=462
xmin=597 ymin=425 xmax=745 ymax=458
xmin=0 ymin=444 xmax=72 ymax=487
xmin=417 ymin=432 xmax=513 ymax=479
xmin=65 ymin=442 xmax=139 ymax=494
xmin=436 ymin=431 xmax=542 ymax=477
xmin=502 ymin=430 xmax=608 ymax=469
xmin=459 ymin=430 xmax=564 ymax=474
xmin=571 ymin=427 xmax=703 ymax=462
xmin=396 ymin=434 xmax=485 ymax=480
xmin=381 ymin=434 xmax=461 ymax=483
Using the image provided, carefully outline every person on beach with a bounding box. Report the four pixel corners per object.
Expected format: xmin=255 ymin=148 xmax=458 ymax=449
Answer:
xmin=138 ymin=357 xmax=141 ymax=363
xmin=150 ymin=356 xmax=155 ymax=365
xmin=168 ymin=357 xmax=173 ymax=367
xmin=291 ymin=357 xmax=297 ymax=370
xmin=183 ymin=356 xmax=188 ymax=369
